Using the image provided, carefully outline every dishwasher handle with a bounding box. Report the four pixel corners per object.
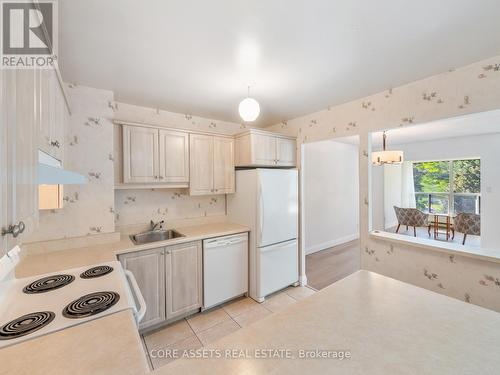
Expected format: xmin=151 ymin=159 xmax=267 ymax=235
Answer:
xmin=204 ymin=234 xmax=247 ymax=248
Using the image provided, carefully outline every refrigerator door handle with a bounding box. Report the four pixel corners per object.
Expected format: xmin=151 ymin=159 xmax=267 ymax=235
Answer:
xmin=258 ymin=184 xmax=264 ymax=246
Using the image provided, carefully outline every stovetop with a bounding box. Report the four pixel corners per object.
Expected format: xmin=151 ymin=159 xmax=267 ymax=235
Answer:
xmin=0 ymin=261 xmax=136 ymax=349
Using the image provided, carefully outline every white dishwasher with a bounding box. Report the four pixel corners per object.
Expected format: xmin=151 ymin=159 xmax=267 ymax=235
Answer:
xmin=203 ymin=233 xmax=248 ymax=309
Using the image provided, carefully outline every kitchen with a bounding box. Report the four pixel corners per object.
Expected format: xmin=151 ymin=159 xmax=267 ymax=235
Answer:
xmin=2 ymin=1 xmax=500 ymax=374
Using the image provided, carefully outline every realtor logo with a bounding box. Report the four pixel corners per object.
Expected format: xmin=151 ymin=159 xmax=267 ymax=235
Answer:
xmin=1 ymin=1 xmax=57 ymax=68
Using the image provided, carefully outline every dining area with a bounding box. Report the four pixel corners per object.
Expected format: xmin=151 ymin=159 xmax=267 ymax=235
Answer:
xmin=392 ymin=206 xmax=481 ymax=246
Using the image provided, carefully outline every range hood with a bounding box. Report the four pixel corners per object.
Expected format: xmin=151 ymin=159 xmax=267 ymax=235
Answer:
xmin=38 ymin=150 xmax=87 ymax=185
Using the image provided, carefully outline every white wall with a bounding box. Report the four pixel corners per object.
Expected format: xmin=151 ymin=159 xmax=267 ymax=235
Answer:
xmin=303 ymin=139 xmax=359 ymax=254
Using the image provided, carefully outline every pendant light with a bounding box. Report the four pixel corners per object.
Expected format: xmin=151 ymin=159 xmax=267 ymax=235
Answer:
xmin=372 ymin=131 xmax=404 ymax=166
xmin=239 ymin=86 xmax=260 ymax=122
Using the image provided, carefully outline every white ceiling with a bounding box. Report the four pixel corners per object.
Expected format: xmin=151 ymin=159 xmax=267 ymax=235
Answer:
xmin=372 ymin=110 xmax=500 ymax=147
xmin=59 ymin=0 xmax=500 ymax=126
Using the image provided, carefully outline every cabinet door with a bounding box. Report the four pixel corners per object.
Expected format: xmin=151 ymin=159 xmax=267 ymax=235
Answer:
xmin=51 ymin=73 xmax=65 ymax=162
xmin=276 ymin=137 xmax=296 ymax=167
xmin=119 ymin=248 xmax=166 ymax=330
xmin=37 ymin=69 xmax=52 ymax=154
xmin=251 ymin=133 xmax=276 ymax=165
xmin=0 ymin=70 xmax=11 ymax=256
xmin=165 ymin=241 xmax=202 ymax=320
xmin=123 ymin=125 xmax=160 ymax=183
xmin=213 ymin=137 xmax=235 ymax=194
xmin=159 ymin=129 xmax=189 ymax=183
xmin=189 ymin=134 xmax=214 ymax=195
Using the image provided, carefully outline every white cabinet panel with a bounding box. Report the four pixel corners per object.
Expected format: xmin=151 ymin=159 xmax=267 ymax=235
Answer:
xmin=119 ymin=247 xmax=166 ymax=330
xmin=189 ymin=134 xmax=214 ymax=195
xmin=235 ymin=130 xmax=296 ymax=167
xmin=38 ymin=69 xmax=65 ymax=161
xmin=37 ymin=69 xmax=51 ymax=154
xmin=189 ymin=134 xmax=234 ymax=196
xmin=159 ymin=129 xmax=189 ymax=183
xmin=165 ymin=241 xmax=202 ymax=320
xmin=123 ymin=125 xmax=159 ymax=183
xmin=0 ymin=69 xmax=38 ymax=255
xmin=252 ymin=133 xmax=277 ymax=166
xmin=276 ymin=137 xmax=296 ymax=166
xmin=213 ymin=137 xmax=235 ymax=194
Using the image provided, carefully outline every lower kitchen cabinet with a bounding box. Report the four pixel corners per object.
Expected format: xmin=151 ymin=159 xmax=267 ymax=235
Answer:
xmin=119 ymin=247 xmax=166 ymax=330
xmin=165 ymin=241 xmax=202 ymax=320
xmin=118 ymin=240 xmax=202 ymax=331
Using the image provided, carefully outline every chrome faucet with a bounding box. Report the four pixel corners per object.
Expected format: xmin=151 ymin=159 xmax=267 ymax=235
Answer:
xmin=150 ymin=220 xmax=164 ymax=231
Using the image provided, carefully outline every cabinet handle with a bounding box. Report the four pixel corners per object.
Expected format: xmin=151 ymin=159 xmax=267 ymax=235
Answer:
xmin=51 ymin=140 xmax=61 ymax=148
xmin=154 ymin=176 xmax=158 ymax=179
xmin=159 ymin=176 xmax=164 ymax=180
xmin=18 ymin=221 xmax=25 ymax=234
xmin=166 ymin=250 xmax=171 ymax=255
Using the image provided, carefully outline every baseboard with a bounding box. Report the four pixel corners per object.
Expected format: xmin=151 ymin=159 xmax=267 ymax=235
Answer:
xmin=305 ymin=234 xmax=359 ymax=255
xmin=299 ymin=274 xmax=308 ymax=286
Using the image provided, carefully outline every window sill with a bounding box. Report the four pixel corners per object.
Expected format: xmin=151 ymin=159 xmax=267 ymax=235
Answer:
xmin=369 ymin=230 xmax=500 ymax=264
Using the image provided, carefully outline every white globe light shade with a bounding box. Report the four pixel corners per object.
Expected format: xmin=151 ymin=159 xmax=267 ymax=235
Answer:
xmin=239 ymin=97 xmax=260 ymax=122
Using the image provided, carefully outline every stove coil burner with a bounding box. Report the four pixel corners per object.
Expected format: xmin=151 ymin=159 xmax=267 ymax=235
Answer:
xmin=0 ymin=311 xmax=55 ymax=340
xmin=80 ymin=265 xmax=114 ymax=279
xmin=23 ymin=274 xmax=75 ymax=294
xmin=62 ymin=291 xmax=120 ymax=319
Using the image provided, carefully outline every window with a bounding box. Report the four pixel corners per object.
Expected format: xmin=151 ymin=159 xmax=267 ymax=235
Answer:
xmin=413 ymin=159 xmax=480 ymax=215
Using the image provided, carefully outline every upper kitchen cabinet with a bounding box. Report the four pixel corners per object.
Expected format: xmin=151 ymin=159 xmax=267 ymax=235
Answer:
xmin=159 ymin=129 xmax=189 ymax=183
xmin=119 ymin=123 xmax=189 ymax=187
xmin=37 ymin=68 xmax=67 ymax=162
xmin=1 ymin=69 xmax=39 ymax=255
xmin=189 ymin=134 xmax=235 ymax=195
xmin=122 ymin=125 xmax=160 ymax=183
xmin=235 ymin=129 xmax=296 ymax=167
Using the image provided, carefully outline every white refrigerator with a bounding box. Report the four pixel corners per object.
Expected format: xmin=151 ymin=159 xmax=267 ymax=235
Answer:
xmin=227 ymin=169 xmax=299 ymax=302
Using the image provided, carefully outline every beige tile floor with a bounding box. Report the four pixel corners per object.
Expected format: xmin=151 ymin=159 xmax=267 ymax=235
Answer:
xmin=142 ymin=286 xmax=316 ymax=370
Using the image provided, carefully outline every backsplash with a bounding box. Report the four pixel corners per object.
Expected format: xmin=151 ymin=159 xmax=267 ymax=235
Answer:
xmin=114 ymin=189 xmax=226 ymax=229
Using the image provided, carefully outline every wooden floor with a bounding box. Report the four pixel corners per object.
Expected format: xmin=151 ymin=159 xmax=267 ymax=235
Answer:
xmin=306 ymin=240 xmax=360 ymax=290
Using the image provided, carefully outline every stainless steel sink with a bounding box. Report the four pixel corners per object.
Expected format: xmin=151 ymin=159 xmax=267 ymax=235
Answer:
xmin=130 ymin=229 xmax=184 ymax=245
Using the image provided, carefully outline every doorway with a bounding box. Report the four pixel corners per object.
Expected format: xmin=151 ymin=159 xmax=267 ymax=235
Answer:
xmin=302 ymin=136 xmax=361 ymax=290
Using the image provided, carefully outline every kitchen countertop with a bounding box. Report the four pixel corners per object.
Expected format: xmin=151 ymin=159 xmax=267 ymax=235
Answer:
xmin=153 ymin=270 xmax=500 ymax=375
xmin=1 ymin=310 xmax=148 ymax=375
xmin=16 ymin=222 xmax=250 ymax=278
xmin=2 ymin=222 xmax=249 ymax=375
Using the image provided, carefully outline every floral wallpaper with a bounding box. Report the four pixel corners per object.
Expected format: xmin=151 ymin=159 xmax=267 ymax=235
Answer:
xmin=114 ymin=102 xmax=251 ymax=135
xmin=266 ymin=55 xmax=500 ymax=312
xmin=26 ymin=84 xmax=116 ymax=242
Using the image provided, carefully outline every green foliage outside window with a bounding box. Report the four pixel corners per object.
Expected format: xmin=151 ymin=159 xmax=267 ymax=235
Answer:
xmin=453 ymin=159 xmax=480 ymax=193
xmin=413 ymin=159 xmax=480 ymax=214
